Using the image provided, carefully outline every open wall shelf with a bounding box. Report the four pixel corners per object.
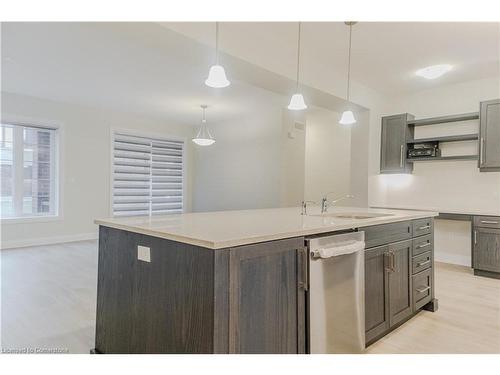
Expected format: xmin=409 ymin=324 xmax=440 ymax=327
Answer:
xmin=407 ymin=134 xmax=478 ymax=144
xmin=407 ymin=155 xmax=478 ymax=163
xmin=407 ymin=112 xmax=479 ymax=127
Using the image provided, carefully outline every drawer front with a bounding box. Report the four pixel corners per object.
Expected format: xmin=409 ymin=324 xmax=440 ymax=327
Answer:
xmin=412 ymin=234 xmax=433 ymax=256
xmin=412 ymin=251 xmax=432 ymax=275
xmin=413 ymin=268 xmax=432 ymax=311
xmin=474 ymin=215 xmax=500 ymax=229
xmin=412 ymin=218 xmax=433 ymax=237
xmin=363 ymin=221 xmax=412 ymax=248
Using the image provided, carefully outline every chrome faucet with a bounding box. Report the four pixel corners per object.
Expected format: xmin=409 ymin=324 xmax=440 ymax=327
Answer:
xmin=321 ymin=193 xmax=354 ymax=213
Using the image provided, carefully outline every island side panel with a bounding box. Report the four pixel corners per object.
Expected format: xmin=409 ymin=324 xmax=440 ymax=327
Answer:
xmin=95 ymin=226 xmax=216 ymax=353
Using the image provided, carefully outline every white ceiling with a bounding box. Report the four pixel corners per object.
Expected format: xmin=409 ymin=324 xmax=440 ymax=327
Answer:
xmin=2 ymin=22 xmax=499 ymax=124
xmin=164 ymin=22 xmax=500 ymax=96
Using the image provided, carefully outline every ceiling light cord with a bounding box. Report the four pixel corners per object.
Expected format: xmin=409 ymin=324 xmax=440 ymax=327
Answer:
xmin=215 ymin=22 xmax=219 ymax=64
xmin=295 ymin=22 xmax=302 ymax=90
xmin=346 ymin=23 xmax=352 ymax=102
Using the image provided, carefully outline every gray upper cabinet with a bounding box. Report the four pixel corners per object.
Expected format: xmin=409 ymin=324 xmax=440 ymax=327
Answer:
xmin=380 ymin=114 xmax=414 ymax=174
xmin=479 ymin=99 xmax=500 ymax=172
xmin=228 ymin=238 xmax=306 ymax=354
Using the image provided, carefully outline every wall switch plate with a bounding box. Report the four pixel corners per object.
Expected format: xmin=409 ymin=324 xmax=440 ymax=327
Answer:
xmin=137 ymin=245 xmax=151 ymax=262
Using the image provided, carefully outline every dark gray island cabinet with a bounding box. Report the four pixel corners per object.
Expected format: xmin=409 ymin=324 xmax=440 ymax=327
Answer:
xmin=95 ymin=226 xmax=306 ymax=354
xmin=94 ymin=217 xmax=437 ymax=354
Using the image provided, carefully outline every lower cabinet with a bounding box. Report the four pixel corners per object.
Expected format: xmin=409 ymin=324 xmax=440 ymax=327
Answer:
xmin=365 ymin=245 xmax=390 ymax=343
xmin=365 ymin=240 xmax=413 ymax=344
xmin=364 ymin=219 xmax=435 ymax=346
xmin=228 ymin=238 xmax=306 ymax=354
xmin=473 ymin=227 xmax=500 ymax=274
xmin=387 ymin=240 xmax=413 ymax=327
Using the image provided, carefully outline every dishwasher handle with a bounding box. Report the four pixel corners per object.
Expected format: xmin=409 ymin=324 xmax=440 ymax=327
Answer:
xmin=311 ymin=240 xmax=365 ymax=259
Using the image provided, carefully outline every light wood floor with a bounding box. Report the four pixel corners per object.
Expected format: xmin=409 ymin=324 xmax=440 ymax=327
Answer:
xmin=1 ymin=241 xmax=499 ymax=354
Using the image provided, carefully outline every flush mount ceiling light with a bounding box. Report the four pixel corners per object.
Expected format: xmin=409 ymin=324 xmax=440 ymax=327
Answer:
xmin=205 ymin=22 xmax=230 ymax=88
xmin=339 ymin=21 xmax=357 ymax=126
xmin=288 ymin=22 xmax=307 ymax=111
xmin=415 ymin=64 xmax=453 ymax=80
xmin=192 ymin=105 xmax=215 ymax=146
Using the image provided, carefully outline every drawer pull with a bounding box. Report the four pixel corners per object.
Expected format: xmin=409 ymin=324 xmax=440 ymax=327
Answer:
xmin=416 ymin=286 xmax=430 ymax=294
xmin=480 ymin=220 xmax=499 ymax=225
xmin=418 ymin=225 xmax=430 ymax=230
xmin=417 ymin=260 xmax=430 ymax=267
xmin=417 ymin=242 xmax=431 ymax=249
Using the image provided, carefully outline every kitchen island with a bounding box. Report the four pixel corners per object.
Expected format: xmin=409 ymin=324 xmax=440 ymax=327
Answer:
xmin=93 ymin=207 xmax=438 ymax=354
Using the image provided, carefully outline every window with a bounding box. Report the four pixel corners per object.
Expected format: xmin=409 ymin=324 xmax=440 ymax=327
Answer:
xmin=112 ymin=131 xmax=184 ymax=217
xmin=1 ymin=123 xmax=58 ymax=219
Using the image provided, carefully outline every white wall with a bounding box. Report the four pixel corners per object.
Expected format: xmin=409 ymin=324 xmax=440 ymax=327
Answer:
xmin=368 ymin=76 xmax=500 ymax=265
xmin=304 ymin=107 xmax=351 ymax=203
xmin=0 ymin=92 xmax=194 ymax=249
xmin=192 ymin=98 xmax=283 ymax=212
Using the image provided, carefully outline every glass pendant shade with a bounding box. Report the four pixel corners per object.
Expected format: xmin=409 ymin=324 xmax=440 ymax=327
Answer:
xmin=288 ymin=93 xmax=307 ymax=111
xmin=192 ymin=106 xmax=215 ymax=146
xmin=192 ymin=120 xmax=215 ymax=146
xmin=339 ymin=110 xmax=356 ymax=125
xmin=205 ymin=65 xmax=230 ymax=88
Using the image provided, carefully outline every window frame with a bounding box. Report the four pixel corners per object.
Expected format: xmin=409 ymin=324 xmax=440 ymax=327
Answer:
xmin=0 ymin=120 xmax=61 ymax=223
xmin=109 ymin=128 xmax=187 ymax=217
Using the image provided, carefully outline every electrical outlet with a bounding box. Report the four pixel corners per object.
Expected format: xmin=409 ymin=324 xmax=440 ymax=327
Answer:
xmin=137 ymin=245 xmax=151 ymax=262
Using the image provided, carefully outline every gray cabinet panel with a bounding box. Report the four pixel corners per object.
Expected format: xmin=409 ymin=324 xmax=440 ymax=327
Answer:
xmin=479 ymin=99 xmax=500 ymax=171
xmin=412 ymin=218 xmax=433 ymax=237
xmin=95 ymin=227 xmax=215 ymax=354
xmin=380 ymin=114 xmax=414 ymax=174
xmin=388 ymin=240 xmax=413 ymax=327
xmin=473 ymin=215 xmax=500 ymax=229
xmin=363 ymin=220 xmax=412 ymax=248
xmin=228 ymin=238 xmax=305 ymax=354
xmin=365 ymin=245 xmax=390 ymax=343
xmin=412 ymin=234 xmax=433 ymax=256
xmin=473 ymin=227 xmax=500 ymax=273
xmin=413 ymin=268 xmax=432 ymax=311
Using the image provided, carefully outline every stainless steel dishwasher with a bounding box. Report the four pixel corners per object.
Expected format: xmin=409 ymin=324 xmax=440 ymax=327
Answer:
xmin=306 ymin=231 xmax=365 ymax=354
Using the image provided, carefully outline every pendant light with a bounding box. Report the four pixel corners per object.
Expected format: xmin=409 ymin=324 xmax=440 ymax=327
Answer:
xmin=288 ymin=22 xmax=307 ymax=111
xmin=192 ymin=105 xmax=215 ymax=146
xmin=339 ymin=21 xmax=357 ymax=125
xmin=205 ymin=22 xmax=230 ymax=88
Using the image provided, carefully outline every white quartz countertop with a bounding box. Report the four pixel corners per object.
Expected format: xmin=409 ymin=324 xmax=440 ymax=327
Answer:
xmin=95 ymin=207 xmax=438 ymax=249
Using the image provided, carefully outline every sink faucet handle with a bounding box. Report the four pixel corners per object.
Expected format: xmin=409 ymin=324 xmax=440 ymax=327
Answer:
xmin=301 ymin=200 xmax=317 ymax=215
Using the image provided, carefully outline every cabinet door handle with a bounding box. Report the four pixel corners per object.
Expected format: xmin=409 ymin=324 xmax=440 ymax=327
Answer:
xmin=417 ymin=260 xmax=430 ymax=267
xmin=416 ymin=286 xmax=430 ymax=294
xmin=389 ymin=251 xmax=396 ymax=272
xmin=480 ymin=137 xmax=484 ymax=165
xmin=474 ymin=230 xmax=477 ymax=245
xmin=480 ymin=220 xmax=499 ymax=225
xmin=418 ymin=225 xmax=430 ymax=230
xmin=400 ymin=145 xmax=404 ymax=168
xmin=417 ymin=242 xmax=431 ymax=249
xmin=301 ymin=248 xmax=308 ymax=291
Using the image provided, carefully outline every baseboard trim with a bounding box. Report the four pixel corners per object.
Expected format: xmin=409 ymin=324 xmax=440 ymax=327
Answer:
xmin=1 ymin=232 xmax=98 ymax=250
xmin=434 ymin=253 xmax=470 ymax=267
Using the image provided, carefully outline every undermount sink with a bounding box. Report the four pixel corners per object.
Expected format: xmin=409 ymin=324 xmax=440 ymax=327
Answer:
xmin=310 ymin=212 xmax=394 ymax=219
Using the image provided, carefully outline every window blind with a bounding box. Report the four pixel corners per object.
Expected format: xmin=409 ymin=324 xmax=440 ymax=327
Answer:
xmin=112 ymin=132 xmax=184 ymax=217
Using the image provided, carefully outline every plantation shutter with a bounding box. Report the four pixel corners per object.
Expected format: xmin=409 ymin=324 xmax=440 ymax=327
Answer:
xmin=112 ymin=132 xmax=184 ymax=217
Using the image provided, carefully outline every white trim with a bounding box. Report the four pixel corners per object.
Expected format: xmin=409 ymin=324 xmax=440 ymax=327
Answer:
xmin=0 ymin=232 xmax=98 ymax=250
xmin=434 ymin=252 xmax=471 ymax=267
xmin=1 ymin=214 xmax=62 ymax=224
